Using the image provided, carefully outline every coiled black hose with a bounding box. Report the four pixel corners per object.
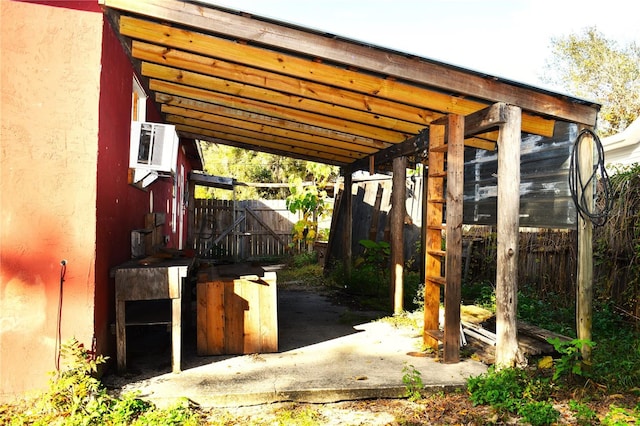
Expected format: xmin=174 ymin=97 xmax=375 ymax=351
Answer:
xmin=569 ymin=128 xmax=613 ymax=227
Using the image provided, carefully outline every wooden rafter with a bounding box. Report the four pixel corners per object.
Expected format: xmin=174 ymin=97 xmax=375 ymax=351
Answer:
xmin=100 ymin=0 xmax=600 ymax=167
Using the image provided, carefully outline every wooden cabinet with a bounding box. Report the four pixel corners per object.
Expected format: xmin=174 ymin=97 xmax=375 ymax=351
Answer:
xmin=196 ymin=271 xmax=277 ymax=355
xmin=113 ymin=258 xmax=193 ymax=373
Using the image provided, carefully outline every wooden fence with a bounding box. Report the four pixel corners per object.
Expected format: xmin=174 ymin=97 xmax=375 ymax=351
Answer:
xmin=463 ymin=228 xmax=578 ymax=305
xmin=193 ymin=199 xmax=298 ymax=261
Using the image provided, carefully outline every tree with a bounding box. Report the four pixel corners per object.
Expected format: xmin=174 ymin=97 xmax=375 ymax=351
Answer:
xmin=195 ymin=143 xmax=338 ymax=200
xmin=542 ymin=27 xmax=640 ymax=136
xmin=285 ymin=177 xmax=330 ymax=252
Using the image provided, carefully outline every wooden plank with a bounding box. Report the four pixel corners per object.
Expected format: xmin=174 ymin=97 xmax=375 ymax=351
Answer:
xmin=260 ymin=272 xmax=278 ymax=352
xmin=207 ymin=281 xmax=225 ymax=355
xmin=162 ymin=86 xmax=400 ymax=144
xmin=178 ymin=127 xmax=357 ymax=165
xmin=391 ymin=156 xmax=406 ymax=314
xmin=443 ymin=113 xmax=464 ymax=363
xmin=165 ymin=104 xmax=379 ymax=155
xmin=133 ymin=40 xmax=437 ymax=127
xmin=367 ymin=185 xmax=384 ymax=241
xmin=143 ymin=62 xmax=424 ymax=135
xmin=171 ymin=297 xmax=181 ymax=373
xmin=495 ymin=105 xmax=523 ymax=368
xmin=240 ymin=278 xmax=260 ymax=354
xmin=245 ymin=206 xmax=288 ymax=248
xmin=225 ymin=280 xmax=245 ymax=354
xmin=161 ymin=94 xmax=388 ymax=149
xmin=175 ymin=120 xmax=361 ymax=163
xmin=168 ymin=113 xmax=372 ymax=159
xmin=517 ymin=321 xmax=571 ymax=343
xmin=196 ymin=282 xmax=208 ymax=355
xmin=116 ymin=299 xmax=127 ymax=373
xmin=114 ymin=12 xmax=576 ymax=131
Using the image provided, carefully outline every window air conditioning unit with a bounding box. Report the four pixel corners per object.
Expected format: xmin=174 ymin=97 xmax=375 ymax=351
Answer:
xmin=129 ymin=121 xmax=179 ymax=174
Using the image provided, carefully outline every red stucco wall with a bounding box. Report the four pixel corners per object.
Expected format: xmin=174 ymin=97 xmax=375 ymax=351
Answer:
xmin=1 ymin=0 xmax=197 ymax=400
xmin=0 ymin=1 xmax=103 ymax=398
xmin=95 ymin=22 xmax=194 ymax=358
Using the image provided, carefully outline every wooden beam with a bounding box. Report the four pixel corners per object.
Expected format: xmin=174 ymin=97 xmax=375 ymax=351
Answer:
xmin=495 ymin=105 xmax=523 ymax=368
xmin=423 ymin=123 xmax=446 ymax=350
xmin=105 ymin=3 xmax=599 ymax=125
xmin=157 ymin=94 xmax=390 ymax=151
xmin=351 ymin=103 xmax=509 ymax=172
xmin=343 ymin=169 xmax=353 ymax=280
xmin=391 ymin=156 xmax=407 ymax=315
xmin=443 ymin=114 xmax=464 ymax=364
xmin=182 ymin=132 xmax=346 ymax=166
xmin=350 ymin=130 xmax=429 ymax=172
xmin=188 ymin=171 xmax=235 ymax=190
xmin=150 ymin=79 xmax=408 ymax=142
xmin=116 ymin=15 xmax=557 ymax=136
xmin=576 ymin=130 xmax=594 ymax=362
xmin=142 ymin=62 xmax=425 ymax=135
xmin=164 ymin=109 xmax=377 ymax=155
xmin=132 ymin=40 xmax=439 ymax=127
xmin=465 ymin=103 xmax=508 ymax=136
xmin=176 ymin=124 xmax=359 ymax=163
xmin=167 ymin=114 xmax=367 ymax=159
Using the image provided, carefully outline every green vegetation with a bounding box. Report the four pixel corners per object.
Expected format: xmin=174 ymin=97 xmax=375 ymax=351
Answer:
xmin=467 ymin=367 xmax=559 ymax=425
xmin=543 ymin=26 xmax=640 ymax=136
xmin=196 ymin=144 xmax=338 ymax=200
xmin=0 ymin=339 xmax=202 ymax=425
xmin=401 ymin=363 xmax=424 ymax=402
xmin=548 ymin=337 xmax=596 ymax=382
xmin=286 ymin=178 xmax=330 ymax=253
xmin=569 ymin=399 xmax=598 ymax=426
xmin=272 ymin=405 xmax=323 ymax=426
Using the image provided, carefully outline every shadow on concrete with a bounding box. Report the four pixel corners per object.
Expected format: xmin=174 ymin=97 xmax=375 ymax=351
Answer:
xmin=102 ymin=286 xmax=384 ymax=389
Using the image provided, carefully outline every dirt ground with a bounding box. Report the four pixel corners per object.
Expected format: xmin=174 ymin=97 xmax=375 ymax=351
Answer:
xmin=201 ymin=391 xmax=638 ymax=425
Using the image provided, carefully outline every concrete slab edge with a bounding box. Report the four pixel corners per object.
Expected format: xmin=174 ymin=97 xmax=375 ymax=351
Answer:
xmin=144 ymin=383 xmax=468 ymax=409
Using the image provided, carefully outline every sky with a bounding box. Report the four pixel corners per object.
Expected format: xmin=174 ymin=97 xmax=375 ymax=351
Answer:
xmin=204 ymin=0 xmax=638 ymax=92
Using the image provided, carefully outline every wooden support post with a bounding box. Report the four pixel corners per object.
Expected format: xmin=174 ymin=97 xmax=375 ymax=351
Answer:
xmin=495 ymin=105 xmax=523 ymax=368
xmin=577 ymin=131 xmax=594 ymax=362
xmin=423 ymin=123 xmax=445 ymax=350
xmin=187 ymin=180 xmax=196 ymax=249
xmin=343 ymin=169 xmax=353 ymax=280
xmin=391 ymin=156 xmax=407 ymax=315
xmin=443 ymin=114 xmax=464 ymax=363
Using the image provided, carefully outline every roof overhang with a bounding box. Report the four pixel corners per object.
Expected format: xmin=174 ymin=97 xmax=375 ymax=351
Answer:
xmin=100 ymin=0 xmax=600 ymax=170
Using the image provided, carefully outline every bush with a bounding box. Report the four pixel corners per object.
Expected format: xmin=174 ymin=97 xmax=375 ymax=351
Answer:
xmin=467 ymin=367 xmax=560 ymax=424
xmin=0 ymin=339 xmax=203 ymax=425
xmin=517 ymin=400 xmax=560 ymax=426
xmin=467 ymin=367 xmax=526 ymax=413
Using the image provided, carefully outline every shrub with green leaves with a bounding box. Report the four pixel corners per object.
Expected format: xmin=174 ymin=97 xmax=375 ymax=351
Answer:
xmin=517 ymin=400 xmax=560 ymax=426
xmin=548 ymin=337 xmax=595 ymax=383
xmin=402 ymin=363 xmax=424 ymax=401
xmin=601 ymin=404 xmax=640 ymax=425
xmin=467 ymin=367 xmax=526 ymax=413
xmin=0 ymin=338 xmax=203 ymax=425
xmin=569 ymin=399 xmax=598 ymax=426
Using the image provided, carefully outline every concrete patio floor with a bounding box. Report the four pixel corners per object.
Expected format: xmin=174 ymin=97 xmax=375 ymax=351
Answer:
xmin=102 ymin=285 xmax=488 ymax=408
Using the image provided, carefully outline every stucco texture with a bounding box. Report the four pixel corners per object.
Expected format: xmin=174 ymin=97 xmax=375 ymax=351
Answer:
xmin=0 ymin=1 xmax=103 ymax=397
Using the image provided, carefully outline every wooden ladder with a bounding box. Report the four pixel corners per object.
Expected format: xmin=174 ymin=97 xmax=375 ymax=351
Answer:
xmin=423 ymin=114 xmax=464 ymax=363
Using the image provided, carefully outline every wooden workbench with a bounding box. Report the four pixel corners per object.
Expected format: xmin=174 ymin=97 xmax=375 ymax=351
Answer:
xmin=112 ymin=257 xmax=194 ymax=373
